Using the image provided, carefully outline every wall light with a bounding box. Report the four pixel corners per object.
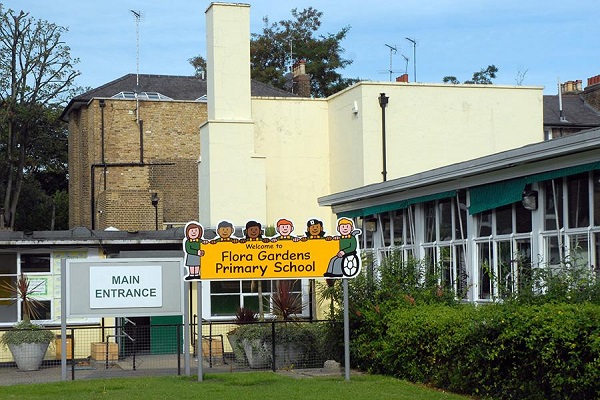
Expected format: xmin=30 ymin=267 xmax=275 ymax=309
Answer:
xmin=521 ymin=190 xmax=538 ymax=211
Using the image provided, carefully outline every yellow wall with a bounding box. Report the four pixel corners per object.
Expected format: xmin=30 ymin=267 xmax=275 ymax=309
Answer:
xmin=327 ymin=82 xmax=543 ymax=192
xmin=252 ymin=97 xmax=335 ymax=229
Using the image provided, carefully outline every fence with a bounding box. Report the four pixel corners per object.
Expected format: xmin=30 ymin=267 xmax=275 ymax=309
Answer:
xmin=0 ymin=319 xmax=340 ymax=385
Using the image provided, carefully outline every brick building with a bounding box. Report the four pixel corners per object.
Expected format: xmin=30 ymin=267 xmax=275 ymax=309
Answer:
xmin=61 ymin=74 xmax=296 ymax=231
xmin=543 ymin=74 xmax=600 ymax=139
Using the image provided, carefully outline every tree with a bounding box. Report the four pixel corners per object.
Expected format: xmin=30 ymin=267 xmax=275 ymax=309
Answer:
xmin=443 ymin=65 xmax=498 ymax=85
xmin=190 ymin=7 xmax=358 ymax=97
xmin=188 ymin=55 xmax=206 ymax=78
xmin=252 ymin=7 xmax=358 ymax=97
xmin=0 ymin=6 xmax=79 ymax=229
xmin=12 ymin=104 xmax=69 ymax=231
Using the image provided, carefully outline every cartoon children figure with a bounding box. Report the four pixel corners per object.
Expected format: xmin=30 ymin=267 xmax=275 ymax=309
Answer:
xmin=184 ymin=222 xmax=205 ymax=280
xmin=302 ymin=218 xmax=327 ymax=241
xmin=211 ymin=220 xmax=238 ymax=243
xmin=324 ymin=218 xmax=361 ymax=278
xmin=272 ymin=218 xmax=299 ymax=241
xmin=240 ymin=220 xmax=270 ymax=243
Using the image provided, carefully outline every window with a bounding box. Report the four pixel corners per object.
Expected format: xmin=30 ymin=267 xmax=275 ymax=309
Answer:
xmin=495 ymin=205 xmax=512 ymax=235
xmin=544 ymin=179 xmax=564 ymax=230
xmin=420 ymin=195 xmax=468 ymax=298
xmin=567 ymin=173 xmax=590 ymax=228
xmin=21 ymin=254 xmax=51 ymax=273
xmin=478 ymin=242 xmax=492 ymax=300
xmin=24 ymin=300 xmax=52 ymax=320
xmin=111 ymin=91 xmax=173 ymax=100
xmin=0 ymin=253 xmax=53 ymax=324
xmin=0 ymin=254 xmax=18 ymax=323
xmin=209 ymin=279 xmax=305 ymax=318
xmin=474 ymin=201 xmax=532 ymax=300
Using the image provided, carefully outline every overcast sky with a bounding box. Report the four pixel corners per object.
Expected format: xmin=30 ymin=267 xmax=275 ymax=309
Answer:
xmin=4 ymin=1 xmax=599 ymax=94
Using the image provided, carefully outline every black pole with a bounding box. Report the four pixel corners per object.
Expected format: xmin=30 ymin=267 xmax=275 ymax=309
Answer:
xmin=378 ymin=93 xmax=389 ymax=182
xmin=151 ymin=193 xmax=159 ymax=230
xmin=271 ymin=321 xmax=276 ymax=372
xmin=155 ymin=207 xmax=158 ymax=230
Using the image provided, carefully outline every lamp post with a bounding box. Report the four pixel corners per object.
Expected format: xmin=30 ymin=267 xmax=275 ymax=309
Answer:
xmin=378 ymin=93 xmax=389 ymax=182
xmin=151 ymin=193 xmax=159 ymax=230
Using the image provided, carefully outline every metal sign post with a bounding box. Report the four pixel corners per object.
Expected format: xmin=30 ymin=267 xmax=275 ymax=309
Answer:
xmin=61 ymin=259 xmax=67 ymax=381
xmin=343 ymin=278 xmax=350 ymax=381
xmin=197 ymin=281 xmax=203 ymax=381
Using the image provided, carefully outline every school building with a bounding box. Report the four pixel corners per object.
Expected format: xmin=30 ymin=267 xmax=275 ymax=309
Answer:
xmin=2 ymin=2 xmax=600 ymax=361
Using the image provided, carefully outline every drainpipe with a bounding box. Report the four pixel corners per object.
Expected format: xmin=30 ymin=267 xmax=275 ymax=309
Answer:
xmin=99 ymin=99 xmax=107 ymax=190
xmin=378 ymin=93 xmax=389 ymax=182
xmin=139 ymin=119 xmax=144 ymax=164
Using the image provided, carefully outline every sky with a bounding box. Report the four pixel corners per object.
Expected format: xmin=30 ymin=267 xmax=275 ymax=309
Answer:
xmin=3 ymin=0 xmax=599 ymax=95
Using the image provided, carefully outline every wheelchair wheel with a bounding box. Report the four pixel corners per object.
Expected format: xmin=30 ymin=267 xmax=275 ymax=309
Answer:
xmin=342 ymin=253 xmax=359 ymax=277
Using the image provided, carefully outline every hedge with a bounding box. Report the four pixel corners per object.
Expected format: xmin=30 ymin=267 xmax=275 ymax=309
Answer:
xmin=351 ymin=303 xmax=600 ymax=400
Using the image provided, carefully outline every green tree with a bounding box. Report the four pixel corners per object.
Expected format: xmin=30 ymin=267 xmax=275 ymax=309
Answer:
xmin=12 ymin=104 xmax=68 ymax=231
xmin=190 ymin=7 xmax=358 ymax=97
xmin=251 ymin=7 xmax=358 ymax=97
xmin=443 ymin=65 xmax=498 ymax=85
xmin=0 ymin=6 xmax=79 ymax=229
xmin=188 ymin=55 xmax=206 ymax=78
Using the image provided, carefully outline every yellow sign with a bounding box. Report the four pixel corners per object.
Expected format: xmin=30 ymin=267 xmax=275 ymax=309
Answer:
xmin=201 ymin=238 xmax=339 ymax=280
xmin=182 ymin=218 xmax=362 ymax=281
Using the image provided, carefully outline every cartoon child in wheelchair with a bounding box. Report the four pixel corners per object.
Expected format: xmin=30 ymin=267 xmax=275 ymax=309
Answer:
xmin=323 ymin=218 xmax=361 ymax=278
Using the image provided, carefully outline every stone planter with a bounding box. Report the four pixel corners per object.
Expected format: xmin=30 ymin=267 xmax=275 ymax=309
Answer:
xmin=242 ymin=338 xmax=270 ymax=369
xmin=227 ymin=332 xmax=247 ymax=364
xmin=272 ymin=343 xmax=304 ymax=369
xmin=8 ymin=342 xmax=50 ymax=371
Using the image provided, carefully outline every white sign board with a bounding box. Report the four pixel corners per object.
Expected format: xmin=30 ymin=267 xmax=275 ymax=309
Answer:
xmin=89 ymin=265 xmax=162 ymax=308
xmin=65 ymin=258 xmax=183 ymax=318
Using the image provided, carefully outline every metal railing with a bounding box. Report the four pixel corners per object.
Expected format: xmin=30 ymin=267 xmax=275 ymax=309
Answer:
xmin=0 ymin=319 xmax=340 ymax=385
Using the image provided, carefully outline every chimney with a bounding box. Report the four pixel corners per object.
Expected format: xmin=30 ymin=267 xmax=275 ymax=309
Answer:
xmin=582 ymin=74 xmax=600 ymax=112
xmin=292 ymin=60 xmax=311 ymax=97
xmin=396 ymin=74 xmax=409 ymax=83
xmin=206 ymin=3 xmax=251 ymax=121
xmin=560 ymin=80 xmax=583 ymax=94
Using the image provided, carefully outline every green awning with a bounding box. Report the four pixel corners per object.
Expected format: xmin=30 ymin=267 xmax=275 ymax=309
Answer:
xmin=524 ymin=161 xmax=600 ymax=184
xmin=338 ymin=162 xmax=600 ymax=219
xmin=338 ymin=190 xmax=456 ymax=218
xmin=468 ymin=178 xmax=526 ymax=215
xmin=468 ymin=161 xmax=600 ymax=215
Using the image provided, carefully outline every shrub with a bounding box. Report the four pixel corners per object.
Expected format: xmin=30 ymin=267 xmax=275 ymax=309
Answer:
xmin=1 ymin=320 xmax=55 ymax=346
xmin=350 ymin=302 xmax=600 ymax=399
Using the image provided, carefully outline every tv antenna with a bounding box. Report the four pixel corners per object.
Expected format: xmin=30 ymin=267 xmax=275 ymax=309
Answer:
xmin=401 ymin=54 xmax=409 ymax=75
xmin=130 ymin=10 xmax=143 ymax=91
xmin=130 ymin=10 xmax=143 ymax=122
xmin=378 ymin=44 xmax=401 ymax=82
xmin=283 ymin=39 xmax=294 ymax=91
xmin=405 ymin=37 xmax=417 ymax=82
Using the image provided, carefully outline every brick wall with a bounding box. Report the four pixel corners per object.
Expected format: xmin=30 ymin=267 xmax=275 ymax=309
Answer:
xmin=98 ymin=189 xmax=162 ymax=231
xmin=69 ymin=98 xmax=205 ymax=230
xmin=583 ymin=78 xmax=600 ymax=112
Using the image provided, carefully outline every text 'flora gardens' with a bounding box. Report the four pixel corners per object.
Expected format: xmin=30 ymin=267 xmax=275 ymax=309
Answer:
xmin=217 ymin=247 xmax=316 ymax=277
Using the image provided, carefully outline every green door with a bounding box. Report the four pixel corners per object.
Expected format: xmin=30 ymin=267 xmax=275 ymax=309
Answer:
xmin=150 ymin=315 xmax=183 ymax=354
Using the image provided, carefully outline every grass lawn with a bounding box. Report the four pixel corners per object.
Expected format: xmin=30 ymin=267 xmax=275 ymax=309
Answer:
xmin=1 ymin=372 xmax=472 ymax=399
